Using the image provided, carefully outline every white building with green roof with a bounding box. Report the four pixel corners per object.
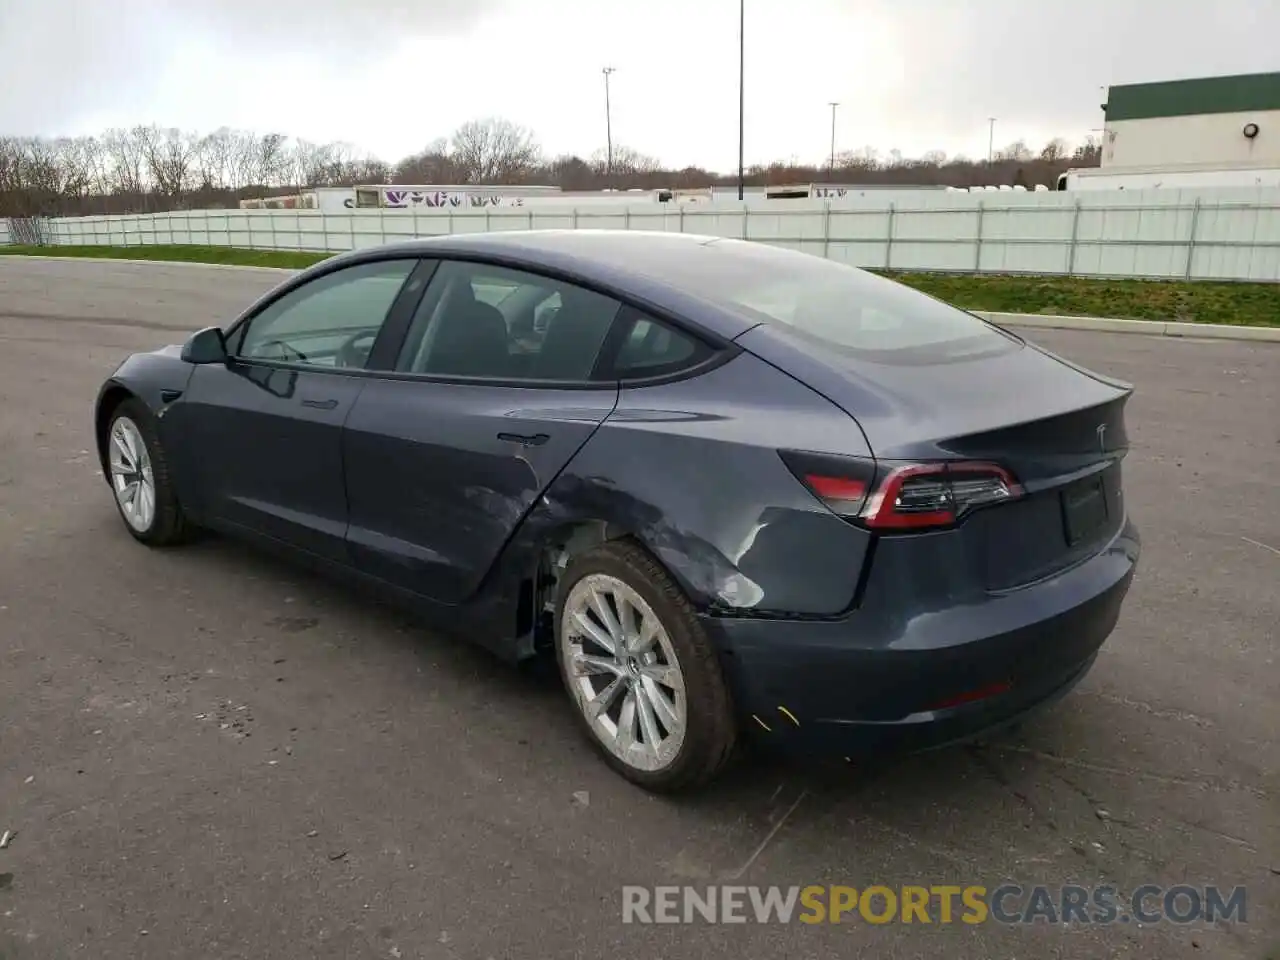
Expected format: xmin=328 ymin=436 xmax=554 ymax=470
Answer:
xmin=1102 ymin=71 xmax=1280 ymax=168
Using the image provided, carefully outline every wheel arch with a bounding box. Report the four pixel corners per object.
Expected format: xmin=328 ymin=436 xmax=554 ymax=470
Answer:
xmin=94 ymin=382 xmax=137 ymax=482
xmin=520 ymin=517 xmax=717 ymax=655
xmin=538 ymin=522 xmax=742 ymax=791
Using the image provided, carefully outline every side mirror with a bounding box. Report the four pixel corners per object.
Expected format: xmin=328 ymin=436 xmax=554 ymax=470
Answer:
xmin=181 ymin=326 xmax=228 ymax=364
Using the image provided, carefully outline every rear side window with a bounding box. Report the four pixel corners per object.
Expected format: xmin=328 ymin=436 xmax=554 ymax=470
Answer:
xmin=613 ymin=315 xmax=711 ymax=379
xmin=646 ymin=239 xmax=1015 ymax=362
xmin=395 ymin=260 xmax=622 ymax=381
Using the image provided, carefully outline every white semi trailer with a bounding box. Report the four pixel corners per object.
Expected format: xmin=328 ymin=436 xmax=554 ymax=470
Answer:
xmin=1055 ymin=161 xmax=1280 ymax=191
xmin=245 ymin=185 xmax=711 ymax=211
xmin=350 ymin=185 xmax=700 ymax=209
xmin=349 ymin=184 xmax=563 ymax=209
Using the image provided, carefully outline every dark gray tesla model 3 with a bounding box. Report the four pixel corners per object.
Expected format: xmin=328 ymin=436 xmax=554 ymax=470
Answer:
xmin=94 ymin=230 xmax=1140 ymax=792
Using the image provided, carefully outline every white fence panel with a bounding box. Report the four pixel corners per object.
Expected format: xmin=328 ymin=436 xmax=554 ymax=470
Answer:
xmin=1193 ymin=199 xmax=1280 ymax=281
xmin=13 ymin=187 xmax=1280 ymax=281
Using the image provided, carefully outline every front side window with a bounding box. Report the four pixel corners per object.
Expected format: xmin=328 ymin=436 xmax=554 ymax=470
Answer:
xmin=396 ymin=261 xmax=622 ymax=381
xmin=236 ymin=259 xmax=417 ymax=368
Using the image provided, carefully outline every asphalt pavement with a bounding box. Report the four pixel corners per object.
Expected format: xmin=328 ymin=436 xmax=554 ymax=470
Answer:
xmin=1 ymin=257 xmax=1276 ymax=959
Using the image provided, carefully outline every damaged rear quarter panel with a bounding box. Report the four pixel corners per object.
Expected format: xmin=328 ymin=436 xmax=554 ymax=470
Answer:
xmin=522 ymin=352 xmax=876 ymax=618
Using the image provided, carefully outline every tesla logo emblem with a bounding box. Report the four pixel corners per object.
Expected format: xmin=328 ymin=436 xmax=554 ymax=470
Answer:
xmin=1096 ymin=423 xmax=1108 ymax=451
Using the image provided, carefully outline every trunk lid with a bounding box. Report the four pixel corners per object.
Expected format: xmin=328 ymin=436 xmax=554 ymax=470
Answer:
xmin=738 ymin=323 xmax=1133 ymax=589
xmin=735 ymin=322 xmax=1131 ymax=465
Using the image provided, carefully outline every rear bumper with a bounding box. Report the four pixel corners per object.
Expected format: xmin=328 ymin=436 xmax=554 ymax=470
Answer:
xmin=703 ymin=520 xmax=1139 ymax=758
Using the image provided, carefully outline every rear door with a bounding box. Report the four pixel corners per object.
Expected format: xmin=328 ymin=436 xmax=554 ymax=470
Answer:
xmin=172 ymin=257 xmax=429 ymax=561
xmin=342 ymin=259 xmax=624 ymax=603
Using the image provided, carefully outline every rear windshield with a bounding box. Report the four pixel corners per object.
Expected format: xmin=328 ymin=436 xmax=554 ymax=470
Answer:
xmin=657 ymin=239 xmax=1016 ymax=360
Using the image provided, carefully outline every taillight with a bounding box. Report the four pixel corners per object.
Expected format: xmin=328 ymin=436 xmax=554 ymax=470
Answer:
xmin=781 ymin=452 xmax=1022 ymax=532
xmin=861 ymin=462 xmax=1022 ymax=530
xmin=778 ymin=451 xmax=877 ymax=519
xmin=803 ymin=474 xmax=870 ymax=514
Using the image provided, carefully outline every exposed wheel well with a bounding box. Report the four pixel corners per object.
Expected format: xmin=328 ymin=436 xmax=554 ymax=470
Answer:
xmin=94 ymin=385 xmax=135 ymax=480
xmin=529 ymin=522 xmax=682 ymax=652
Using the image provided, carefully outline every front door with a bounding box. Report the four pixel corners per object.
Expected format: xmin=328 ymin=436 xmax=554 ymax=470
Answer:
xmin=170 ymin=257 xmax=426 ymax=561
xmin=343 ymin=259 xmax=624 ymax=602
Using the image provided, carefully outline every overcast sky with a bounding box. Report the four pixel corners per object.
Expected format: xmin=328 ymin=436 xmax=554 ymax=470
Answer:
xmin=1 ymin=0 xmax=1277 ymax=171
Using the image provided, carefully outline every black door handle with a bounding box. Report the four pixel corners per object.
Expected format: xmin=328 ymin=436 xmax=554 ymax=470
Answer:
xmin=301 ymin=398 xmax=339 ymax=410
xmin=497 ymin=432 xmax=550 ymax=446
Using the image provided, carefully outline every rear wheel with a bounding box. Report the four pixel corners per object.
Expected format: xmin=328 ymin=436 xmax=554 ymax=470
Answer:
xmin=554 ymin=541 xmax=737 ymax=792
xmin=105 ymin=398 xmax=193 ymax=546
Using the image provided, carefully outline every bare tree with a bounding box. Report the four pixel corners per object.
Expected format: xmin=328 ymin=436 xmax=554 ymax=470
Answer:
xmin=838 ymin=146 xmax=882 ymax=171
xmin=136 ymin=126 xmax=199 ymax=203
xmin=995 ymin=140 xmax=1033 ymax=163
xmin=0 ymin=138 xmax=35 ymax=214
xmin=320 ymin=143 xmax=372 ymax=186
xmin=287 ymin=139 xmax=326 ymax=189
xmin=16 ymin=137 xmax=73 ymax=214
xmin=394 ymin=137 xmax=458 ymax=183
xmin=590 ymin=144 xmax=661 ymax=177
xmin=545 ymin=154 xmax=593 ymax=190
xmin=0 ymin=118 xmax=1098 ymax=216
xmin=1040 ymin=138 xmax=1069 ymax=163
xmin=54 ymin=137 xmax=100 ymax=211
xmin=1072 ymin=135 xmax=1102 ymax=166
xmin=232 ymin=132 xmax=290 ymax=193
xmin=195 ymin=128 xmax=237 ymax=191
xmin=449 ymin=118 xmax=541 ymax=183
xmin=100 ymin=128 xmax=149 ymax=209
xmin=260 ymin=133 xmax=292 ymax=188
xmin=76 ymin=136 xmax=114 ymax=210
xmin=349 ymin=156 xmax=390 ymax=185
xmin=221 ymin=129 xmax=258 ymax=191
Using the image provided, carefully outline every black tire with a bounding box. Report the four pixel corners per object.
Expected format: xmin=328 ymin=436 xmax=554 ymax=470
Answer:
xmin=554 ymin=540 xmax=737 ymax=793
xmin=104 ymin=398 xmax=194 ymax=547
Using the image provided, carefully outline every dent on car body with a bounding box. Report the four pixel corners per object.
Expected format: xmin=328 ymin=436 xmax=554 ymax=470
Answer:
xmin=89 ymin=234 xmax=1143 ymax=785
xmin=510 ymin=352 xmax=878 ymax=619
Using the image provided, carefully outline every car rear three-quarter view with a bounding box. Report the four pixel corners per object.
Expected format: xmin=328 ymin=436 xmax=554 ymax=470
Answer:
xmin=533 ymin=235 xmax=1140 ymax=789
xmin=92 ymin=231 xmax=1139 ymax=794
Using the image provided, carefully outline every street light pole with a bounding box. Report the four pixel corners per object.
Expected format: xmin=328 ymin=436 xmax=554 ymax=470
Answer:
xmin=987 ymin=117 xmax=997 ymax=164
xmin=828 ymin=102 xmax=839 ymax=175
xmin=602 ymin=67 xmax=616 ymax=189
xmin=737 ymin=0 xmax=745 ymax=200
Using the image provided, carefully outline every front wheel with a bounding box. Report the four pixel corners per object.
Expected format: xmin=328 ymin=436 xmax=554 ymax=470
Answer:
xmin=555 ymin=541 xmax=737 ymax=793
xmin=105 ymin=398 xmax=193 ymax=546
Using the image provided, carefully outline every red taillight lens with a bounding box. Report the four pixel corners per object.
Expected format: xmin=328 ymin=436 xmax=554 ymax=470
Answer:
xmin=781 ymin=452 xmax=1022 ymax=532
xmin=861 ymin=462 xmax=1022 ymax=530
xmin=803 ymin=474 xmax=868 ymax=511
xmin=779 ymin=451 xmax=878 ymax=518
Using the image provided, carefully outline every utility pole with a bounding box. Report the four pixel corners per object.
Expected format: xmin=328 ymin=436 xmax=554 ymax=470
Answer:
xmin=828 ymin=102 xmax=839 ymax=175
xmin=737 ymin=0 xmax=745 ymax=200
xmin=987 ymin=117 xmax=997 ymax=164
xmin=602 ymin=67 xmax=616 ymax=189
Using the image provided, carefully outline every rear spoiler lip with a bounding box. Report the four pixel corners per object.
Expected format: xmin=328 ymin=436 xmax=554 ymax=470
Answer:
xmin=1022 ymin=339 xmax=1136 ymax=395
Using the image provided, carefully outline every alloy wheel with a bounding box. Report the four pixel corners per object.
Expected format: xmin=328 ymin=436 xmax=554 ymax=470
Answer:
xmin=108 ymin=416 xmax=156 ymax=533
xmin=560 ymin=573 xmax=688 ymax=772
